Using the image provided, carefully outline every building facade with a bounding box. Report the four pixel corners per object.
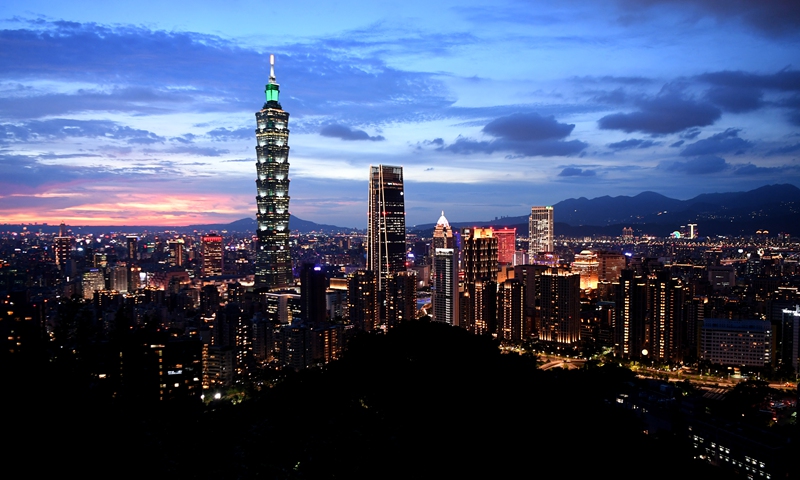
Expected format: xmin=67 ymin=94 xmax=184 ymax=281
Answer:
xmin=255 ymin=54 xmax=293 ymax=289
xmin=201 ymin=234 xmax=223 ymax=277
xmin=367 ymin=165 xmax=406 ymax=294
xmin=528 ymin=206 xmax=554 ymax=256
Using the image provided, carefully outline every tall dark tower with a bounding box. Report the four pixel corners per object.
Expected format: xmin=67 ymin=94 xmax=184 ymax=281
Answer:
xmin=367 ymin=165 xmax=406 ymax=294
xmin=255 ymin=54 xmax=293 ymax=289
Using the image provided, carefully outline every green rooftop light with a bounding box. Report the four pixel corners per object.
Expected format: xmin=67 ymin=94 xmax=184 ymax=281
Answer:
xmin=265 ymin=54 xmax=280 ymax=104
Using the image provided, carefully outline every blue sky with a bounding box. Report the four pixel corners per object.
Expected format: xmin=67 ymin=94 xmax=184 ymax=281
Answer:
xmin=1 ymin=0 xmax=799 ymax=228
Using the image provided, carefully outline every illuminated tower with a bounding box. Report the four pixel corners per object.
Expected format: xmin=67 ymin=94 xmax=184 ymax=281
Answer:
xmin=201 ymin=234 xmax=223 ymax=277
xmin=432 ymin=211 xmax=455 ymax=250
xmin=494 ymin=227 xmax=516 ymax=265
xmin=539 ymin=268 xmax=580 ymax=345
xmin=461 ymin=227 xmax=498 ymax=334
xmin=54 ymin=222 xmax=71 ymax=272
xmin=367 ymin=165 xmax=406 ymax=294
xmin=255 ymin=54 xmax=293 ymax=289
xmin=528 ymin=206 xmax=554 ymax=257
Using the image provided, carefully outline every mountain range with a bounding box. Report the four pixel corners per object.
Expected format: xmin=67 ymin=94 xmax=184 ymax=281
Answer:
xmin=410 ymin=184 xmax=800 ymax=237
xmin=3 ymin=184 xmax=797 ymax=237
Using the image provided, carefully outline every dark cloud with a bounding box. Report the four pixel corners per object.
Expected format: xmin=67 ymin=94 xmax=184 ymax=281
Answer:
xmin=425 ymin=138 xmax=444 ymax=146
xmin=444 ymin=137 xmax=587 ymax=157
xmin=207 ymin=127 xmax=252 ymax=141
xmin=619 ymin=1 xmax=800 ymax=37
xmin=320 ymin=124 xmax=385 ymax=141
xmin=705 ymin=86 xmax=763 ymax=113
xmin=680 ymin=128 xmax=752 ymax=157
xmin=669 ymin=140 xmax=684 ymax=148
xmin=442 ymin=113 xmax=587 ymax=157
xmin=733 ymin=163 xmax=799 ymax=176
xmin=766 ymin=143 xmax=800 ymax=156
xmin=558 ymin=167 xmax=596 ymax=177
xmin=607 ymin=138 xmax=661 ymax=150
xmin=697 ymin=69 xmax=800 ymax=92
xmin=598 ymin=94 xmax=721 ymax=135
xmin=661 ymin=155 xmax=729 ymax=175
xmin=482 ymin=113 xmax=575 ymax=141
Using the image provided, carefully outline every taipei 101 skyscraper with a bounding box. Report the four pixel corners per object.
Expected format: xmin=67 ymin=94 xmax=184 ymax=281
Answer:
xmin=254 ymin=55 xmax=293 ymax=289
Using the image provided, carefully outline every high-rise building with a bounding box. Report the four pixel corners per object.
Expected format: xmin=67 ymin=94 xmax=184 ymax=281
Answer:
xmin=348 ymin=270 xmax=378 ymax=332
xmin=300 ymin=263 xmax=329 ymax=327
xmin=201 ymin=234 xmax=223 ymax=277
xmin=648 ymin=270 xmax=685 ymax=363
xmin=461 ymin=227 xmax=498 ymax=334
xmin=54 ymin=234 xmax=71 ymax=272
xmin=497 ymin=278 xmax=525 ymax=342
xmin=528 ymin=206 xmax=554 ymax=256
xmin=433 ymin=248 xmax=459 ymax=326
xmin=461 ymin=227 xmax=497 ymax=284
xmin=367 ymin=165 xmax=406 ymax=294
xmin=386 ymin=270 xmax=417 ymax=327
xmin=494 ymin=227 xmax=516 ymax=265
xmin=615 ymin=269 xmax=648 ymax=359
xmin=572 ymin=249 xmax=599 ymax=290
xmin=432 ymin=211 xmax=455 ymax=251
xmin=127 ymin=236 xmax=138 ymax=261
xmin=168 ymin=239 xmax=184 ymax=267
xmin=538 ymin=268 xmax=581 ymax=344
xmin=255 ymin=54 xmax=293 ymax=289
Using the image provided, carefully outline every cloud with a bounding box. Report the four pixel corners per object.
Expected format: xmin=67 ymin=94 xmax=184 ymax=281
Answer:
xmin=0 ymin=119 xmax=164 ymax=144
xmin=697 ymin=69 xmax=800 ymax=92
xmin=661 ymin=155 xmax=729 ymax=175
xmin=680 ymin=128 xmax=752 ymax=156
xmin=171 ymin=134 xmax=197 ymax=144
xmin=441 ymin=113 xmax=587 ymax=157
xmin=766 ymin=143 xmax=800 ymax=156
xmin=618 ymin=1 xmax=800 ymax=38
xmin=444 ymin=136 xmax=587 ymax=157
xmin=669 ymin=140 xmax=684 ymax=148
xmin=207 ymin=127 xmax=252 ymax=141
xmin=320 ymin=124 xmax=385 ymax=141
xmin=681 ymin=128 xmax=701 ymax=140
xmin=733 ymin=163 xmax=800 ymax=176
xmin=481 ymin=113 xmax=575 ymax=141
xmin=704 ymin=86 xmax=764 ymax=113
xmin=0 ymin=87 xmax=193 ymax=120
xmin=166 ymin=146 xmax=230 ymax=157
xmin=0 ymin=20 xmax=454 ymax=125
xmin=607 ymin=138 xmax=661 ymax=150
xmin=558 ymin=167 xmax=596 ymax=177
xmin=598 ymin=94 xmax=721 ymax=135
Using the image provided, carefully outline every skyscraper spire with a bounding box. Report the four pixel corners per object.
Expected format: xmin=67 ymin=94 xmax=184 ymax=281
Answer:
xmin=269 ymin=54 xmax=276 ymax=83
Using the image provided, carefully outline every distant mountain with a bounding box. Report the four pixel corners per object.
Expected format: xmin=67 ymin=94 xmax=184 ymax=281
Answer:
xmin=410 ymin=184 xmax=800 ymax=237
xmin=0 ymin=215 xmax=358 ymax=235
xmin=185 ymin=215 xmax=356 ymax=234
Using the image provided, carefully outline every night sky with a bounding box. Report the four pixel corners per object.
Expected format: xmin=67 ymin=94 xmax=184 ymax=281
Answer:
xmin=1 ymin=1 xmax=799 ymax=228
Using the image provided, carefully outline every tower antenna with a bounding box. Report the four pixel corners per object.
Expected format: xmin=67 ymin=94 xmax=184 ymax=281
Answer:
xmin=269 ymin=54 xmax=276 ymax=84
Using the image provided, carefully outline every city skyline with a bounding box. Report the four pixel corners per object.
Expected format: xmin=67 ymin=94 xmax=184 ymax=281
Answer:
xmin=1 ymin=2 xmax=799 ymax=228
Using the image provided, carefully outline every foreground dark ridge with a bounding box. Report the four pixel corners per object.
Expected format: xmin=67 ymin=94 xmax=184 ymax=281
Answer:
xmin=7 ymin=320 xmax=758 ymax=479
